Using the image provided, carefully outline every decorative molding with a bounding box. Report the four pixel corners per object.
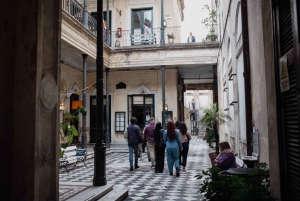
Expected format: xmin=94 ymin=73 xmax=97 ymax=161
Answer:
xmin=128 ymin=83 xmax=156 ymax=95
xmin=230 ymin=101 xmax=238 ymax=106
xmin=229 ymin=73 xmax=236 ymax=81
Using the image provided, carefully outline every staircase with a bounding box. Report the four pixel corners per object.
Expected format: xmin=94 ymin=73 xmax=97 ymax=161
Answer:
xmin=61 ymin=182 xmax=129 ymax=201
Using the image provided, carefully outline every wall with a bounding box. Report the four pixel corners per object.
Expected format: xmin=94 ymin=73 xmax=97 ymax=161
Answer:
xmin=0 ymin=0 xmax=61 ymax=199
xmin=61 ymin=67 xmax=178 ymax=142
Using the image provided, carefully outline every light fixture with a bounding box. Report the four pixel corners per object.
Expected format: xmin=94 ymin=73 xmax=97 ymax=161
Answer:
xmin=165 ymin=104 xmax=168 ymax=111
xmin=164 ymin=19 xmax=167 ymax=28
xmin=59 ymin=101 xmax=66 ymax=111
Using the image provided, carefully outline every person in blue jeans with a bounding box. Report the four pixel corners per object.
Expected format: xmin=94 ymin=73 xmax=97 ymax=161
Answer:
xmin=164 ymin=120 xmax=183 ymax=176
xmin=127 ymin=117 xmax=142 ymax=171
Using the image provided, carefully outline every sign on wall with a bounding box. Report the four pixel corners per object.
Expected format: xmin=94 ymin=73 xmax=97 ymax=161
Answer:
xmin=280 ymin=55 xmax=290 ymax=92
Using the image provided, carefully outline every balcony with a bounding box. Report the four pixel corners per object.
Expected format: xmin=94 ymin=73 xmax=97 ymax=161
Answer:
xmin=62 ymin=0 xmax=97 ymax=36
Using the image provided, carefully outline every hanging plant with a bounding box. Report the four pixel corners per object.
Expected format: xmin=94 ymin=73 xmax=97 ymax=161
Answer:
xmin=60 ymin=106 xmax=86 ymax=158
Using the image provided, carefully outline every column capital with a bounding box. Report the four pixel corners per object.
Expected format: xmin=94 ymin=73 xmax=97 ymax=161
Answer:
xmin=82 ymin=54 xmax=88 ymax=60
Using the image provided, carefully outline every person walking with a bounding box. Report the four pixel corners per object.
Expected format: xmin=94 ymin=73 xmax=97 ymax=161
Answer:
xmin=144 ymin=117 xmax=156 ymax=168
xmin=154 ymin=122 xmax=166 ymax=173
xmin=187 ymin=32 xmax=196 ymax=43
xmin=127 ymin=117 xmax=142 ymax=171
xmin=179 ymin=123 xmax=192 ymax=172
xmin=164 ymin=120 xmax=183 ymax=177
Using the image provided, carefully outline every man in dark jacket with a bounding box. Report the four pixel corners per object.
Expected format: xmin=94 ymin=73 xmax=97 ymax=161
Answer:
xmin=127 ymin=117 xmax=142 ymax=171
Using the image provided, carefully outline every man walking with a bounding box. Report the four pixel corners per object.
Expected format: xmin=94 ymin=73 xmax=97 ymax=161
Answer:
xmin=144 ymin=117 xmax=156 ymax=168
xmin=127 ymin=117 xmax=142 ymax=171
xmin=187 ymin=32 xmax=196 ymax=43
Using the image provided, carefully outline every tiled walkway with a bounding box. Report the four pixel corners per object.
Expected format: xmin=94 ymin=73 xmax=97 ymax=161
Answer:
xmin=59 ymin=136 xmax=214 ymax=200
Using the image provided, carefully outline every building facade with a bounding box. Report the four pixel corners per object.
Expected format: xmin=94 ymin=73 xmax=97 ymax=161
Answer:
xmin=60 ymin=0 xmax=219 ymax=143
xmin=216 ymin=0 xmax=300 ymax=199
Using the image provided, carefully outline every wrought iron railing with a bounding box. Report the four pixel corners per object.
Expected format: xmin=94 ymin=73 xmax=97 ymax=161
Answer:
xmin=110 ymin=26 xmax=182 ymax=47
xmin=62 ymin=0 xmax=183 ymax=47
xmin=62 ymin=0 xmax=97 ymax=36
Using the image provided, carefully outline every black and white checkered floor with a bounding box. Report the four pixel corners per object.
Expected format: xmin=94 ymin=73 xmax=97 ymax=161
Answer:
xmin=59 ymin=136 xmax=214 ymax=201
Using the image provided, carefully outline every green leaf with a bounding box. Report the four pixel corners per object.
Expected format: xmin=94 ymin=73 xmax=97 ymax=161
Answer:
xmin=71 ymin=125 xmax=78 ymax=136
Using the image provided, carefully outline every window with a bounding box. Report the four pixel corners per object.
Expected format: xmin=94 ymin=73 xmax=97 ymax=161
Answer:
xmin=115 ymin=112 xmax=126 ymax=132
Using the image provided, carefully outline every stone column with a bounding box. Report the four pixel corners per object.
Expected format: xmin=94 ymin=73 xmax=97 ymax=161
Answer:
xmin=94 ymin=0 xmax=107 ymax=187
xmin=0 ymin=0 xmax=61 ymax=200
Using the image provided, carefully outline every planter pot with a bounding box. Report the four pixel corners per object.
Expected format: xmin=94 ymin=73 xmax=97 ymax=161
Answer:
xmin=168 ymin=38 xmax=174 ymax=43
xmin=115 ymin=39 xmax=120 ymax=47
xmin=209 ymin=152 xmax=219 ymax=167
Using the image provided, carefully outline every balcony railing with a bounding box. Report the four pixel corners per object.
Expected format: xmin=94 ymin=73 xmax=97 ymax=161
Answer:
xmin=62 ymin=0 xmax=182 ymax=47
xmin=62 ymin=0 xmax=97 ymax=36
xmin=110 ymin=26 xmax=182 ymax=47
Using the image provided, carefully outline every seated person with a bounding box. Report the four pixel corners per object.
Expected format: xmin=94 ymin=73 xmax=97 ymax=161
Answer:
xmin=214 ymin=141 xmax=237 ymax=171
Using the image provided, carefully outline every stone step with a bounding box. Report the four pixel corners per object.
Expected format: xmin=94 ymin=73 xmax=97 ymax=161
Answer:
xmin=65 ymin=182 xmax=114 ymax=201
xmin=97 ymin=185 xmax=130 ymax=201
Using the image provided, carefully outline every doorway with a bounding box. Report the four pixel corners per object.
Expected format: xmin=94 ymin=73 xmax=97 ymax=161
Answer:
xmin=131 ymin=8 xmax=153 ymax=35
xmin=128 ymin=95 xmax=154 ymax=130
xmin=89 ymin=95 xmax=111 ymax=143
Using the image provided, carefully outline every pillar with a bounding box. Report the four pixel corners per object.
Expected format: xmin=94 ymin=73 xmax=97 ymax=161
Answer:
xmin=82 ymin=54 xmax=88 ymax=149
xmin=162 ymin=66 xmax=166 ymax=128
xmin=94 ymin=0 xmax=107 ymax=186
xmin=105 ymin=68 xmax=110 ymax=147
xmin=0 ymin=0 xmax=61 ymax=199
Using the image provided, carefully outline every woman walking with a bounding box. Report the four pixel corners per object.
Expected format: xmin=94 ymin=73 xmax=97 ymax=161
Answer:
xmin=164 ymin=121 xmax=183 ymax=176
xmin=154 ymin=122 xmax=165 ymax=173
xmin=179 ymin=123 xmax=192 ymax=172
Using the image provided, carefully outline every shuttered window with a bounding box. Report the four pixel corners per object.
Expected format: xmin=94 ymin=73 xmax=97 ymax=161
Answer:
xmin=276 ymin=0 xmax=300 ymax=199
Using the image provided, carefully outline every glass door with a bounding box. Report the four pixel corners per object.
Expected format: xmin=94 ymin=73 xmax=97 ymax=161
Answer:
xmin=131 ymin=8 xmax=153 ymax=43
xmin=128 ymin=94 xmax=155 ymax=130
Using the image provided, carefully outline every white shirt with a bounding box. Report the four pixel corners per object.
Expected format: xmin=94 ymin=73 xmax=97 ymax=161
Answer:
xmin=188 ymin=36 xmax=193 ymax=43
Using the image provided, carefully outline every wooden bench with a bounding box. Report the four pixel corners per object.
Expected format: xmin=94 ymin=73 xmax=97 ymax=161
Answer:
xmin=59 ymin=146 xmax=87 ymax=173
xmin=130 ymin=34 xmax=156 ymax=46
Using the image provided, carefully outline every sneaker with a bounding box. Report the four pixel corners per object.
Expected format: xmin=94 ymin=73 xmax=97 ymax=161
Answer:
xmin=151 ymin=165 xmax=155 ymax=168
xmin=176 ymin=168 xmax=180 ymax=177
xmin=130 ymin=166 xmax=133 ymax=171
xmin=135 ymin=165 xmax=140 ymax=169
xmin=182 ymin=168 xmax=186 ymax=172
xmin=170 ymin=173 xmax=173 ymax=176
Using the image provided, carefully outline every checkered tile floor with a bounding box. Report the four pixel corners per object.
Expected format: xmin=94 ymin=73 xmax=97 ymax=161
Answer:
xmin=59 ymin=136 xmax=215 ymax=200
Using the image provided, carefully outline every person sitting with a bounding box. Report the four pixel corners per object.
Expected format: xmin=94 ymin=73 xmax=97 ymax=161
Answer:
xmin=214 ymin=141 xmax=237 ymax=171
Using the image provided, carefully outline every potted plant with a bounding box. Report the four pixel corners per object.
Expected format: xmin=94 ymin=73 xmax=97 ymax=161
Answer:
xmin=167 ymin=32 xmax=175 ymax=43
xmin=115 ymin=34 xmax=121 ymax=47
xmin=196 ymin=163 xmax=277 ymax=201
xmin=60 ymin=106 xmax=86 ymax=158
xmin=202 ymin=5 xmax=218 ymax=41
xmin=199 ymin=103 xmax=232 ymax=165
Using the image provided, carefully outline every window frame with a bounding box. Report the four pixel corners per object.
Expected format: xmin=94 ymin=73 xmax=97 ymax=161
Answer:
xmin=115 ymin=112 xmax=126 ymax=132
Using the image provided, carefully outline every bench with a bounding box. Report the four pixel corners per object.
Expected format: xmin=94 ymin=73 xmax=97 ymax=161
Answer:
xmin=130 ymin=33 xmax=156 ymax=46
xmin=59 ymin=146 xmax=87 ymax=173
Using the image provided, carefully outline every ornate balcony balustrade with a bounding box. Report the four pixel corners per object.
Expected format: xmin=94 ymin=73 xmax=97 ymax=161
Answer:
xmin=62 ymin=0 xmax=97 ymax=36
xmin=110 ymin=26 xmax=182 ymax=47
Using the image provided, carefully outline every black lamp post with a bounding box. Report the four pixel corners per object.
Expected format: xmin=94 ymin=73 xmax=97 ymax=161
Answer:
xmin=93 ymin=0 xmax=107 ymax=186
